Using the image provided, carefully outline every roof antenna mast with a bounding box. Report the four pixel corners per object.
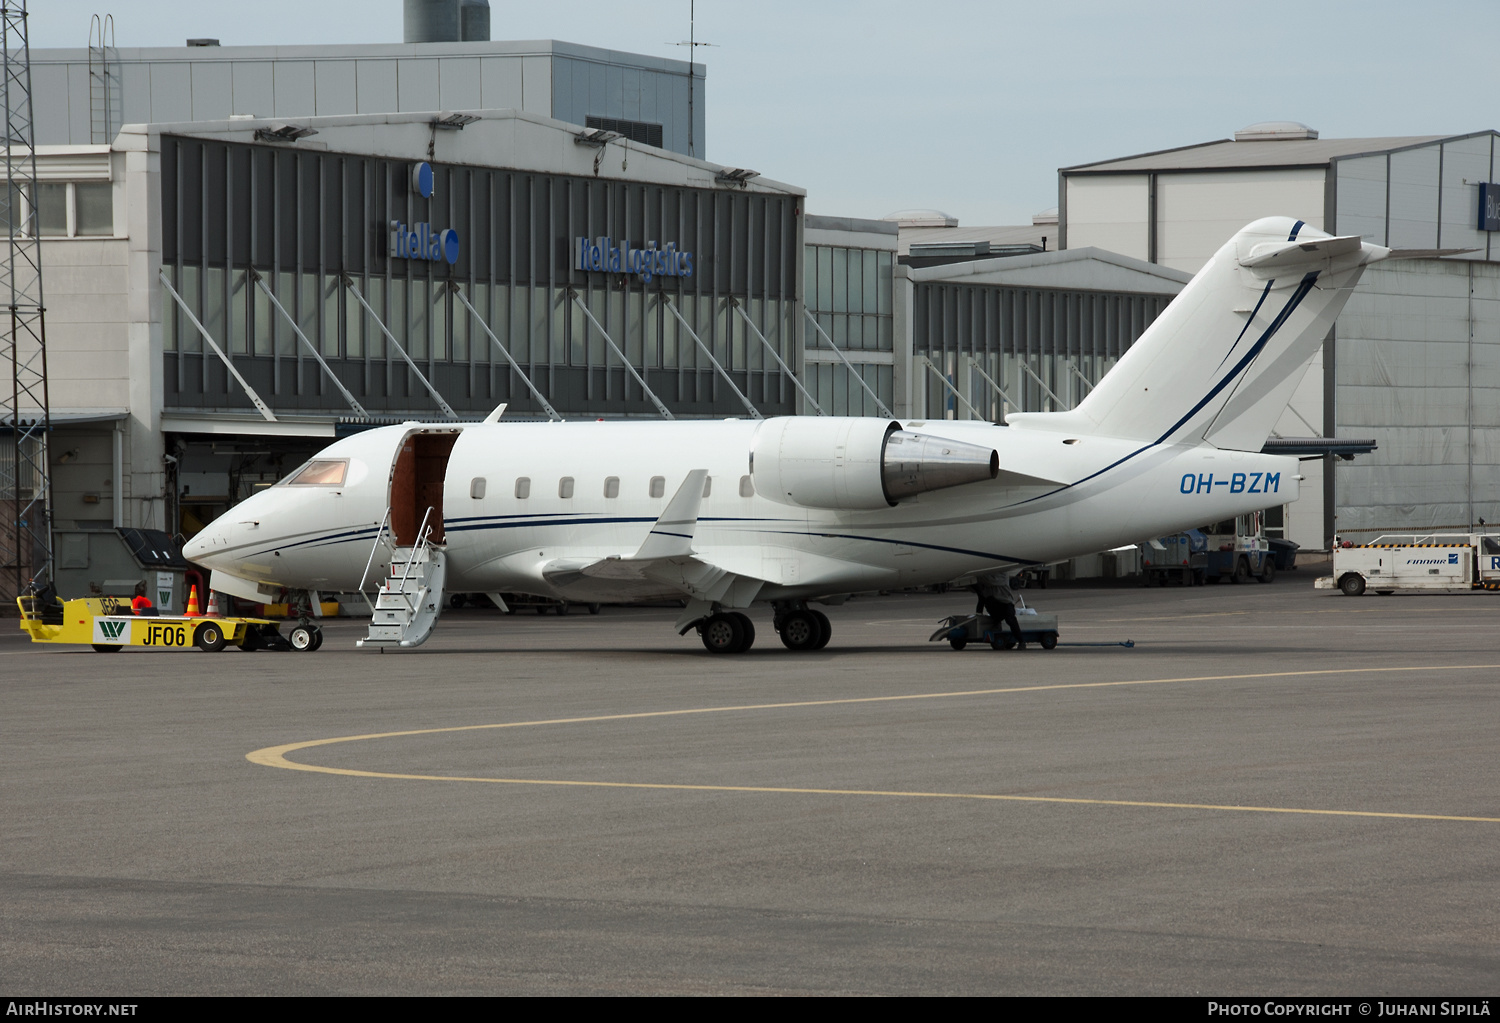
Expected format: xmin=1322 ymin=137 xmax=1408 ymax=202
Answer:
xmin=673 ymin=1 xmax=716 ymax=159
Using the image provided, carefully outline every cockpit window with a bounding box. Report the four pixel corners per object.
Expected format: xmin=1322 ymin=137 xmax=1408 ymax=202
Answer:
xmin=285 ymin=459 xmax=348 ymax=486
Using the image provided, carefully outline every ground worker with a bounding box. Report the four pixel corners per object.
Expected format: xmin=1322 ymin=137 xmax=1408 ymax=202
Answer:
xmin=131 ymin=581 xmax=155 ymax=615
xmin=973 ymin=572 xmax=1026 ymax=650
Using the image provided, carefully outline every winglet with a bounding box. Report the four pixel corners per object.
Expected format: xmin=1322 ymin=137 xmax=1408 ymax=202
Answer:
xmin=633 ymin=469 xmax=709 ymax=560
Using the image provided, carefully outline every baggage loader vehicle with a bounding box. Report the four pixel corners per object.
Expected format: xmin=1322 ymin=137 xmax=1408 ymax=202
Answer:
xmin=16 ymin=595 xmax=324 ymax=653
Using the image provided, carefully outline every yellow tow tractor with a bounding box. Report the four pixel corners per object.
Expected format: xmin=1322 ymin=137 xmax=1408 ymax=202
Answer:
xmin=17 ymin=594 xmax=324 ymax=653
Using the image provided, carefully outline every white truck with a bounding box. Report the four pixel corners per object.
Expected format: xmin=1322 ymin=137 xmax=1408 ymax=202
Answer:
xmin=1325 ymin=533 xmax=1500 ymax=596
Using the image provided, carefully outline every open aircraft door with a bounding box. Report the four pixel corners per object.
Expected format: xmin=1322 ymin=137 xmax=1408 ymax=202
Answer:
xmin=388 ymin=428 xmax=461 ymax=547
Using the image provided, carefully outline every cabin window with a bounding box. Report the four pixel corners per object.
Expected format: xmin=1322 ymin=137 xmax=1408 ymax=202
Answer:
xmin=284 ymin=459 xmax=347 ymax=486
xmin=649 ymin=476 xmax=665 ymax=498
xmin=604 ymin=476 xmax=619 ymax=498
xmin=470 ymin=477 xmax=486 ymax=499
xmin=702 ymin=476 xmax=712 ymax=498
xmin=739 ymin=475 xmax=755 ymax=498
xmin=514 ymin=477 xmax=530 ymax=499
xmin=559 ymin=477 xmax=575 ymax=499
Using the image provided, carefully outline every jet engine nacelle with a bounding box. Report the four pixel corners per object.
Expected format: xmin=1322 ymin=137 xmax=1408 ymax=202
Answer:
xmin=751 ymin=417 xmax=999 ymax=510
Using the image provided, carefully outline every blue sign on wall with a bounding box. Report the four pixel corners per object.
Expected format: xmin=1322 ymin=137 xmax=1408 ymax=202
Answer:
xmin=1481 ymin=183 xmax=1500 ymax=232
xmin=575 ymin=236 xmax=693 ymax=283
xmin=411 ymin=162 xmax=434 ymax=199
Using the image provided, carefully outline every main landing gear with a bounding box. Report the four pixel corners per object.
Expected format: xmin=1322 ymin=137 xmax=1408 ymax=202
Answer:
xmin=694 ymin=601 xmax=832 ymax=654
xmin=699 ymin=611 xmax=756 ymax=654
xmin=773 ymin=603 xmax=831 ymax=652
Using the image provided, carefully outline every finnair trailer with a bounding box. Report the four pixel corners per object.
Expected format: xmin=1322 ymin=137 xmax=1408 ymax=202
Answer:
xmin=1325 ymin=534 xmax=1500 ymax=596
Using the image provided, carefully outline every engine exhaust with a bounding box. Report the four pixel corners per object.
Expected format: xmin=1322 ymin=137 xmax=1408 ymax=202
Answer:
xmin=881 ymin=430 xmax=999 ymax=503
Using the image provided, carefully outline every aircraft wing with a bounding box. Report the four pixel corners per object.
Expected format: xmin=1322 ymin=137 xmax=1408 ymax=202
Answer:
xmin=540 ymin=469 xmax=768 ymax=606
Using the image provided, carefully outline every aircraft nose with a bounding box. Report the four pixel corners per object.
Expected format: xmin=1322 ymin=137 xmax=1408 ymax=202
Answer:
xmin=182 ymin=519 xmax=226 ymax=566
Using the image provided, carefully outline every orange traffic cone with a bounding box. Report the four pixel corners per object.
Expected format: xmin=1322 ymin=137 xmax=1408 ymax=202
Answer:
xmin=184 ymin=584 xmax=202 ymax=617
xmin=205 ymin=590 xmax=222 ymax=617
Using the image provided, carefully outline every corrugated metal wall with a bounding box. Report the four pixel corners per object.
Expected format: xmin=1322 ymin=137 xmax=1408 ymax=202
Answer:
xmin=1335 ymin=259 xmax=1500 ymax=535
xmin=912 ymin=281 xmax=1170 ymax=419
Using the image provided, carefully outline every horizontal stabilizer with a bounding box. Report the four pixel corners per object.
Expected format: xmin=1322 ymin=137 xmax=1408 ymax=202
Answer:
xmin=1238 ymin=234 xmax=1373 ymax=278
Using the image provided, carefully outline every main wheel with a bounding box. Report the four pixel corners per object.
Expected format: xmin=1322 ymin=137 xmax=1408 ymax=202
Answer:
xmin=1039 ymin=631 xmax=1059 ymax=650
xmin=729 ymin=612 xmax=756 ymax=652
xmin=588 ymin=603 xmax=602 ymax=615
xmin=700 ymin=613 xmax=745 ymax=654
xmin=810 ymin=610 xmax=831 ymax=650
xmin=91 ymin=644 xmax=122 ymax=653
xmin=288 ymin=624 xmax=316 ymax=651
xmin=195 ymin=621 xmax=227 ymax=653
xmin=1339 ymin=573 xmax=1366 ymax=597
xmin=555 ymin=603 xmax=569 ymax=616
xmin=1258 ymin=560 xmax=1276 ymax=584
xmin=778 ymin=610 xmax=821 ymax=651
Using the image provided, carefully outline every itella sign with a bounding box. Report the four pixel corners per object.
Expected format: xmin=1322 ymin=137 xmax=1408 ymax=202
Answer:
xmin=575 ymin=236 xmax=693 ymax=284
xmin=389 ymin=220 xmax=459 ymax=264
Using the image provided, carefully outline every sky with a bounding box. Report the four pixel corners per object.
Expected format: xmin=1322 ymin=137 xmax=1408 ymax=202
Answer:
xmin=29 ymin=1 xmax=1500 ymax=226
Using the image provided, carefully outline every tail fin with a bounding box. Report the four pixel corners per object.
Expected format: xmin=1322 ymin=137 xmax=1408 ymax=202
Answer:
xmin=1008 ymin=217 xmax=1388 ymax=450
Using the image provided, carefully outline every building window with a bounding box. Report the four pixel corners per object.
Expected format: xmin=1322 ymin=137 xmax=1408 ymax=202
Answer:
xmin=33 ymin=181 xmax=114 ymax=238
xmin=559 ymin=476 xmax=575 ymax=499
xmin=585 ymin=115 xmax=663 ymax=149
xmin=515 ymin=477 xmax=531 ymax=499
xmin=649 ymin=476 xmax=665 ymax=499
xmin=603 ymin=476 xmax=619 ymax=498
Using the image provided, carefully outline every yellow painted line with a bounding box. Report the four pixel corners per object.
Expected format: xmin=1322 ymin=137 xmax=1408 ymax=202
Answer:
xmin=247 ymin=664 xmax=1500 ymax=823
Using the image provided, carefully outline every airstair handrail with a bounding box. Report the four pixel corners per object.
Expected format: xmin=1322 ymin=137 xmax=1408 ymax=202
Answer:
xmin=389 ymin=506 xmax=436 ymax=612
xmin=358 ymin=507 xmax=392 ymax=608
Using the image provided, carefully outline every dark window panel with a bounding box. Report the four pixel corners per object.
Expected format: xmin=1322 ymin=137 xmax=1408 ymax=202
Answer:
xmin=343 ymin=157 xmax=366 ymax=276
xmin=251 ymin=146 xmax=274 ymax=268
xmin=229 ymin=145 xmax=252 ymax=267
xmin=471 ymin=169 xmax=490 ymax=281
xmin=450 ymin=166 xmax=471 ymax=278
xmin=512 ymin=175 xmax=531 ymax=283
xmin=275 ymin=150 xmax=297 ymax=268
xmin=203 ymin=143 xmax=227 ymax=267
xmin=322 ymin=156 xmax=343 ymax=271
xmin=300 ymin=153 xmax=321 ymax=269
xmin=178 ymin=138 xmax=203 ymax=264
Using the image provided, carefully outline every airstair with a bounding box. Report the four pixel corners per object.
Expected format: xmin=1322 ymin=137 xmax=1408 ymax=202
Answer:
xmin=357 ymin=508 xmax=446 ymax=649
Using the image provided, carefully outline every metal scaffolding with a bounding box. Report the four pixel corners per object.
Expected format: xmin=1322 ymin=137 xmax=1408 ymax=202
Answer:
xmin=1 ymin=0 xmax=52 ymax=599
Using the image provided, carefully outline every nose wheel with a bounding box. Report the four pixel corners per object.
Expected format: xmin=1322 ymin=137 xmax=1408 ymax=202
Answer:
xmin=288 ymin=623 xmax=324 ymax=652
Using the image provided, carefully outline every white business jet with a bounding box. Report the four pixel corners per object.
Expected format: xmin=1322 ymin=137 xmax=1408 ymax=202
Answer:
xmin=184 ymin=217 xmax=1387 ymax=652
